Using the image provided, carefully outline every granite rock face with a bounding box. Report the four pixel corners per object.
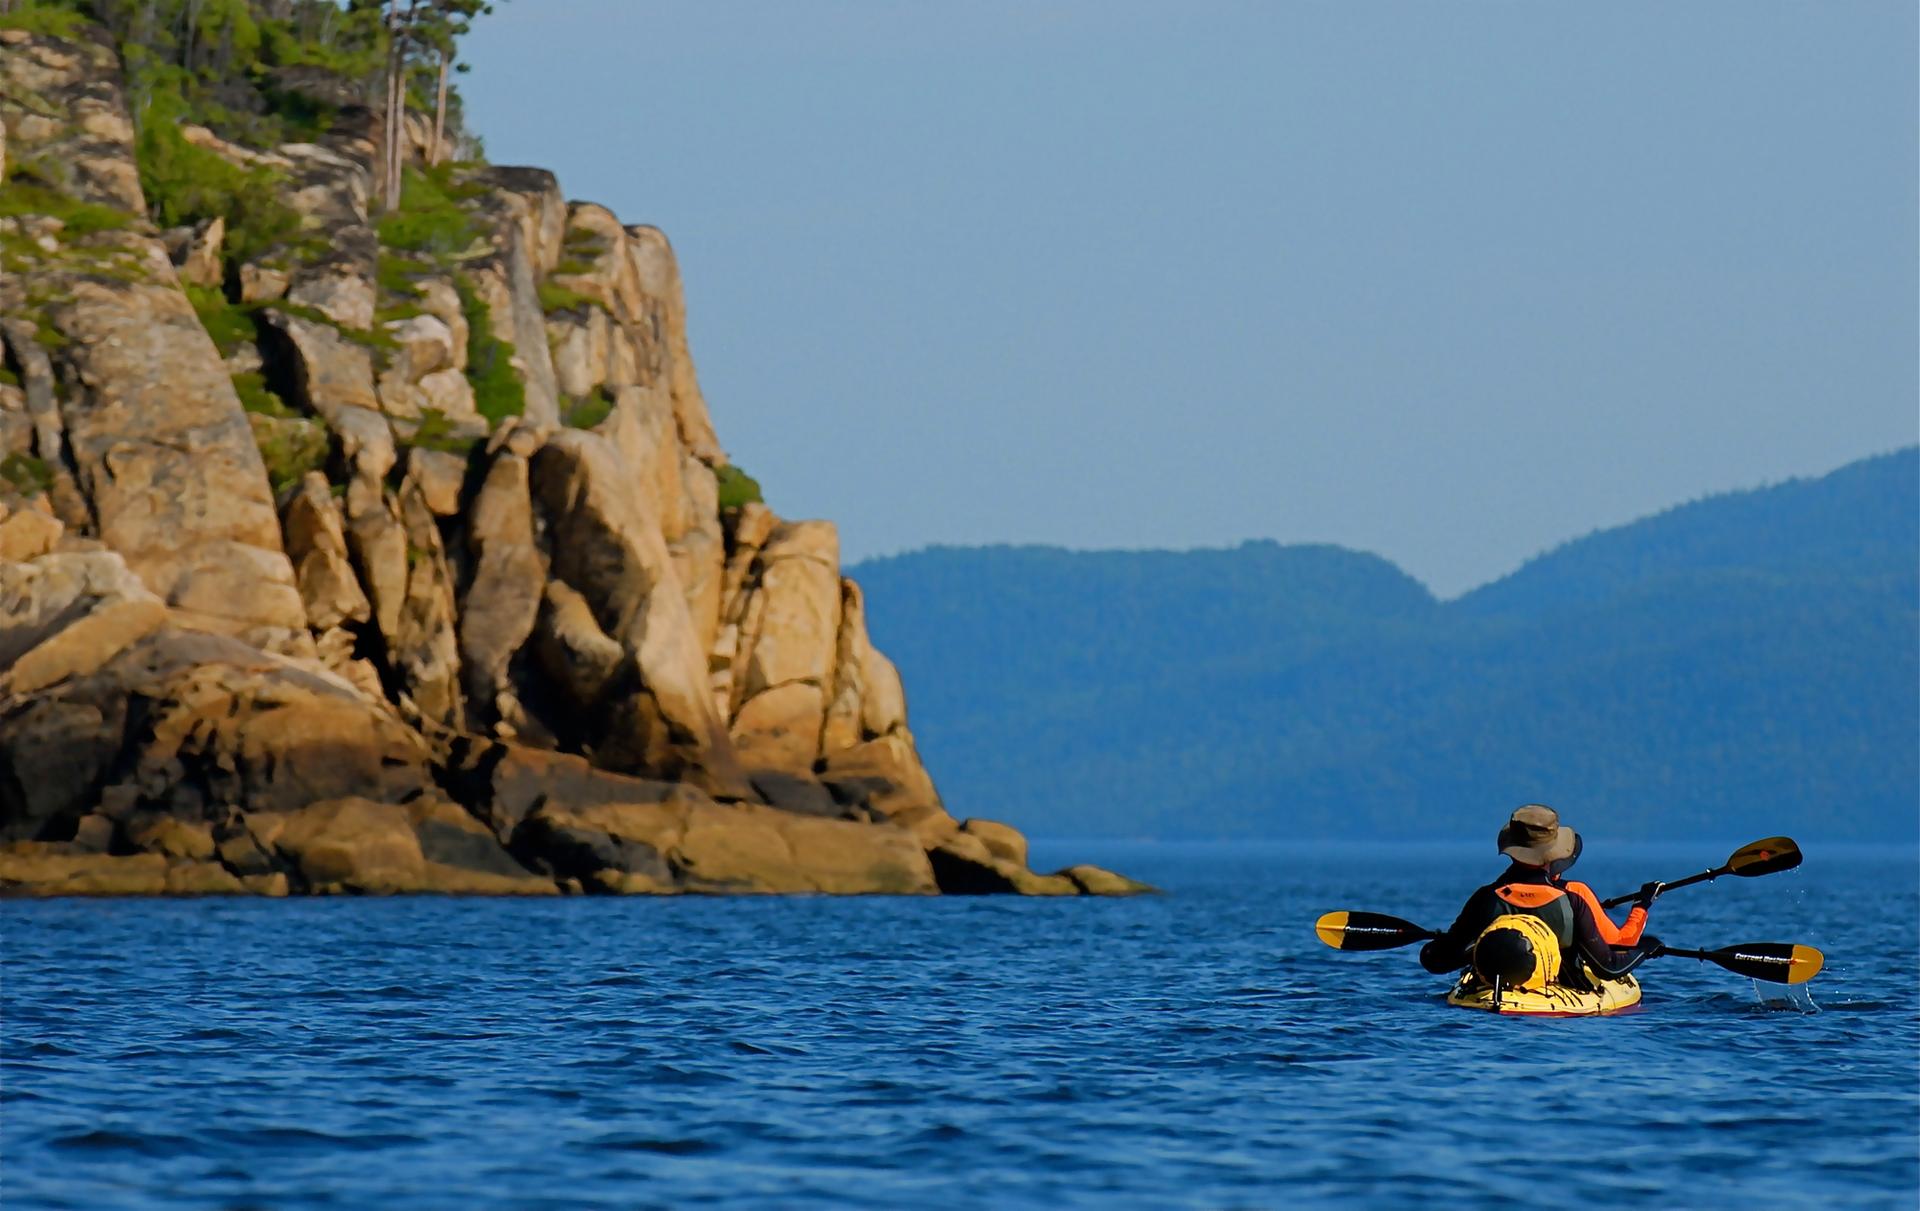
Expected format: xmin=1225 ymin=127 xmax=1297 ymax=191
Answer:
xmin=0 ymin=24 xmax=1146 ymax=899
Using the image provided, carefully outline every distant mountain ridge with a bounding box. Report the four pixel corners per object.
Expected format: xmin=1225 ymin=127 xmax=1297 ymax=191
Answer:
xmin=1459 ymin=448 xmax=1918 ymax=616
xmin=853 ymin=449 xmax=1919 ymax=842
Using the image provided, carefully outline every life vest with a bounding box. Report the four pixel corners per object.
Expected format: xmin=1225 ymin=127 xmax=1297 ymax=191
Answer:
xmin=1489 ymin=880 xmax=1577 ymax=950
xmin=1466 ymin=881 xmax=1579 ymax=992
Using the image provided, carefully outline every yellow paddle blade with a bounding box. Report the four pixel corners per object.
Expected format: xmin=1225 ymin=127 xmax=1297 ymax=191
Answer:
xmin=1698 ymin=941 xmax=1827 ymax=984
xmin=1784 ymin=945 xmax=1825 ymax=985
xmin=1314 ymin=910 xmax=1433 ymax=951
xmin=1315 ymin=912 xmax=1350 ymax=949
xmin=1727 ymin=836 xmax=1802 ymax=878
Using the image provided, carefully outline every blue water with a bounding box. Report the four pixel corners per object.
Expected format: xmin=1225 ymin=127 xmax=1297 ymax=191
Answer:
xmin=3 ymin=841 xmax=1914 ymax=1209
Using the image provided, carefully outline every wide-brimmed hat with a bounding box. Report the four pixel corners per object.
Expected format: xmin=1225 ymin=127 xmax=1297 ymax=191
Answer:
xmin=1498 ymin=804 xmax=1577 ymax=865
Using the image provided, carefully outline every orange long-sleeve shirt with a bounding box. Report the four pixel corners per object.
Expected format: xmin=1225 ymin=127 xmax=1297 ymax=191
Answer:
xmin=1565 ymin=880 xmax=1648 ymax=946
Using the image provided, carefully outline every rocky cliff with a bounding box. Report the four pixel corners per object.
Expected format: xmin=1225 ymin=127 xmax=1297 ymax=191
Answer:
xmin=0 ymin=19 xmax=1145 ymax=898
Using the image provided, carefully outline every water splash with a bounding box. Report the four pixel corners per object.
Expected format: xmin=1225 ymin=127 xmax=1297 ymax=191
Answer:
xmin=1751 ymin=978 xmax=1820 ymax=1013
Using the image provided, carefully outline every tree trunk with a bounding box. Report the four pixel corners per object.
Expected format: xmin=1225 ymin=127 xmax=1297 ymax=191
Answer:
xmin=431 ymin=52 xmax=450 ymax=168
xmin=382 ymin=0 xmax=403 ymax=213
xmin=381 ymin=65 xmax=395 ymax=211
xmin=383 ymin=2 xmax=396 ymax=212
xmin=389 ymin=65 xmax=406 ymax=211
xmin=182 ymin=0 xmax=204 ymax=72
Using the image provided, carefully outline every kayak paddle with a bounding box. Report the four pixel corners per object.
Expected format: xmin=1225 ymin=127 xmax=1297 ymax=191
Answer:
xmin=1317 ymin=911 xmax=1825 ymax=986
xmin=1314 ymin=911 xmax=1436 ymax=951
xmin=1602 ymin=836 xmax=1802 ymax=909
xmin=1653 ymin=941 xmax=1824 ymax=985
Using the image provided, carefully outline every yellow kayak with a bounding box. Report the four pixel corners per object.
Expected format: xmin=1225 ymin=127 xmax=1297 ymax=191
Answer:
xmin=1446 ymin=973 xmax=1642 ymax=1017
xmin=1438 ymin=909 xmax=1645 ymax=1015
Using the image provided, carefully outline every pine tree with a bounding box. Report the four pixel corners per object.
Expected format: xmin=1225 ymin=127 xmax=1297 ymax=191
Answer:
xmin=379 ymin=0 xmax=491 ymax=210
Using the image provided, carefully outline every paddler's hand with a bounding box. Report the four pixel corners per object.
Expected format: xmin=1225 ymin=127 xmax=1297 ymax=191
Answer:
xmin=1630 ymin=881 xmax=1663 ymax=909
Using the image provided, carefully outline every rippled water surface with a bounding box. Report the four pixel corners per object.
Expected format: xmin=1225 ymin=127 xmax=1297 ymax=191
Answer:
xmin=4 ymin=841 xmax=1915 ymax=1209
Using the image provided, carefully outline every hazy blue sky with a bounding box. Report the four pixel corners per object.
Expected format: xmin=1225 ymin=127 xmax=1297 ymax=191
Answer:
xmin=463 ymin=2 xmax=1916 ymax=597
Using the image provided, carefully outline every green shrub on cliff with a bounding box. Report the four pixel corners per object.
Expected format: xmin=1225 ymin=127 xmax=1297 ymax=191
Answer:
xmin=256 ymin=3 xmax=387 ymax=72
xmin=562 ymin=387 xmax=612 ymax=430
xmin=4 ymin=8 xmax=285 ymax=258
xmin=15 ymin=0 xmax=483 ymax=277
xmin=554 ymin=226 xmax=604 ymax=276
xmin=249 ymin=413 xmax=330 ymax=495
xmin=0 ymin=172 xmax=136 ymax=234
xmin=7 ymin=1 xmax=476 ymax=161
xmin=0 ymin=1 xmax=89 ymax=39
xmin=374 ymin=258 xmax=431 ymax=330
xmin=136 ymin=113 xmax=301 ymax=264
xmin=376 ymin=253 xmax=426 ymax=299
xmin=537 ymin=282 xmax=602 ymax=315
xmin=457 ymin=281 xmax=525 ymax=426
xmin=184 ymin=284 xmax=259 ymax=355
xmin=378 ymin=165 xmax=486 ymax=258
xmin=107 ymin=1 xmax=387 ymax=147
xmin=715 ymin=463 xmax=763 ymax=509
xmin=0 ymin=452 xmax=55 ymax=498
xmin=397 ymin=406 xmax=478 ymax=460
xmin=231 ymin=370 xmax=296 ymax=419
xmin=30 ymin=319 xmax=69 ymax=351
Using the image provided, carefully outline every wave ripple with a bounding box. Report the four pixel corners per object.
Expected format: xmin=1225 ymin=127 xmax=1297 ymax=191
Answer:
xmin=3 ymin=841 xmax=1914 ymax=1209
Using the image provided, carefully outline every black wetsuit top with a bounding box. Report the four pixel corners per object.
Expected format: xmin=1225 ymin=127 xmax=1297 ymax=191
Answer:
xmin=1418 ymin=863 xmax=1658 ymax=983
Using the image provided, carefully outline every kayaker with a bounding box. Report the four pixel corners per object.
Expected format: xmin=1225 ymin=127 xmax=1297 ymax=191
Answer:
xmin=1418 ymin=804 xmax=1662 ymax=985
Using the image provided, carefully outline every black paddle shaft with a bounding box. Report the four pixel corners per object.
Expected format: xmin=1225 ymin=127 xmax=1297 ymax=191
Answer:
xmin=1601 ymin=865 xmax=1718 ymax=909
xmin=1600 ymin=838 xmax=1802 ymax=909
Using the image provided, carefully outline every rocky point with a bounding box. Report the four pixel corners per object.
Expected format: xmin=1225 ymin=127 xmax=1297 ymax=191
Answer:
xmin=0 ymin=18 xmax=1147 ymax=898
